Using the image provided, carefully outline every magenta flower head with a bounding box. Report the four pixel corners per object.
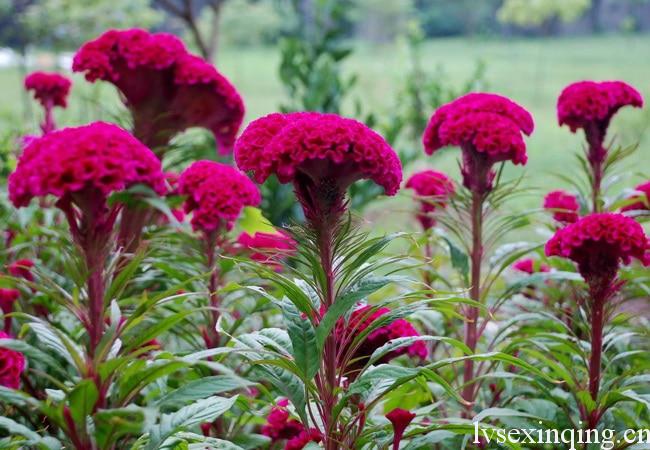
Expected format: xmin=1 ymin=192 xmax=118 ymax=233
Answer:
xmin=405 ymin=170 xmax=455 ymax=230
xmin=0 ymin=331 xmax=25 ymax=389
xmin=8 ymin=259 xmax=35 ymax=283
xmin=178 ymin=161 xmax=260 ymax=234
xmin=512 ymin=258 xmax=550 ymax=275
xmin=545 ymin=213 xmax=649 ymax=296
xmin=558 ymin=81 xmax=643 ymax=161
xmin=543 ymin=190 xmax=580 ymax=224
xmin=24 ymin=72 xmax=71 ymax=109
xmin=386 ymin=408 xmax=416 ymax=450
xmin=621 ymin=181 xmax=650 ymax=212
xmin=261 ymin=398 xmax=322 ymax=448
xmin=422 ymin=93 xmax=534 ymax=195
xmin=73 ymin=29 xmax=244 ymax=153
xmin=0 ymin=288 xmax=19 ymax=316
xmin=236 ymin=231 xmax=296 ymax=269
xmin=235 ymin=112 xmax=402 ymax=224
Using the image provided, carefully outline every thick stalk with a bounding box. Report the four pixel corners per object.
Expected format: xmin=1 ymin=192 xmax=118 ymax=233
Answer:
xmin=462 ymin=191 xmax=484 ymax=416
xmin=85 ymin=250 xmax=105 ymax=356
xmin=590 ymin=157 xmax=604 ymax=213
xmin=587 ymin=291 xmax=605 ymax=428
xmin=41 ymin=101 xmax=55 ymax=134
xmin=205 ymin=232 xmax=221 ymax=348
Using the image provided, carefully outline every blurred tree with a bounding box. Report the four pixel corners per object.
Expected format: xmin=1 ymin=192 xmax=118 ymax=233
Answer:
xmin=220 ymin=0 xmax=282 ymax=46
xmin=352 ymin=0 xmax=415 ymax=43
xmin=498 ymin=0 xmax=591 ymax=33
xmin=415 ymin=0 xmax=500 ymax=37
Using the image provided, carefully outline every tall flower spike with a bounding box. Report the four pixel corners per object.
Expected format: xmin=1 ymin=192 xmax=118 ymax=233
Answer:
xmin=0 ymin=331 xmax=26 ymax=389
xmin=235 ymin=112 xmax=402 ymax=225
xmin=422 ymin=93 xmax=534 ymax=195
xmin=24 ymin=71 xmax=72 ymax=134
xmin=557 ymin=81 xmax=643 ymax=212
xmin=177 ymin=161 xmax=260 ymax=234
xmin=621 ymin=181 xmax=650 ymax=212
xmin=73 ymin=29 xmax=244 ymax=154
xmin=543 ymin=190 xmax=580 ymax=224
xmin=386 ymin=408 xmax=416 ymax=450
xmin=405 ymin=170 xmax=455 ymax=230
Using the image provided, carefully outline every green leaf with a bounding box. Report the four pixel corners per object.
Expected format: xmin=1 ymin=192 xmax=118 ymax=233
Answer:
xmin=442 ymin=237 xmax=469 ymax=281
xmin=68 ymin=379 xmax=99 ymax=427
xmin=0 ymin=417 xmax=61 ymax=449
xmin=280 ymin=297 xmax=320 ymax=380
xmin=95 ymin=405 xmax=153 ymax=450
xmin=156 ymin=375 xmax=253 ymax=409
xmin=145 ymin=396 xmax=238 ymax=450
xmin=238 ymin=207 xmax=276 ymax=234
xmin=367 ymin=335 xmax=471 ymax=367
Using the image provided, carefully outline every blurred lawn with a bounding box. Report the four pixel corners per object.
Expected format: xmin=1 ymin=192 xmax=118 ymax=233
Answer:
xmin=2 ymin=34 xmax=649 ymax=227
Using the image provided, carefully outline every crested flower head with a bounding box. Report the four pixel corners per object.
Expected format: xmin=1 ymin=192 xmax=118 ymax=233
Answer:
xmin=405 ymin=169 xmax=455 ymax=229
xmin=0 ymin=331 xmax=25 ymax=389
xmin=236 ymin=231 xmax=296 ymax=268
xmin=0 ymin=288 xmax=20 ymax=315
xmin=235 ymin=112 xmax=402 ymax=222
xmin=178 ymin=161 xmax=260 ymax=233
xmin=557 ymin=81 xmax=643 ymax=133
xmin=73 ymin=29 xmax=244 ymax=152
xmin=545 ymin=213 xmax=649 ymax=286
xmin=386 ymin=408 xmax=416 ymax=450
xmin=512 ymin=258 xmax=550 ymax=274
xmin=422 ymin=93 xmax=533 ymax=194
xmin=621 ymin=181 xmax=650 ymax=212
xmin=24 ymin=72 xmax=72 ymax=108
xmin=336 ymin=305 xmax=427 ymax=375
xmin=8 ymin=259 xmax=35 ymax=282
xmin=543 ymin=190 xmax=580 ymax=224
xmin=8 ymin=122 xmax=165 ymax=208
xmin=261 ymin=398 xmax=322 ymax=447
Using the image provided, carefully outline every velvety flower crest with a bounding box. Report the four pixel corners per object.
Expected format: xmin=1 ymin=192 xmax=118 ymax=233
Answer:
xmin=621 ymin=181 xmax=650 ymax=212
xmin=73 ymin=29 xmax=244 ymax=152
xmin=512 ymin=258 xmax=550 ymax=274
xmin=0 ymin=289 xmax=20 ymax=314
xmin=386 ymin=408 xmax=416 ymax=450
xmin=543 ymin=190 xmax=580 ymax=223
xmin=236 ymin=231 xmax=296 ymax=267
xmin=545 ymin=213 xmax=649 ymax=283
xmin=405 ymin=170 xmax=455 ymax=229
xmin=234 ymin=112 xmax=402 ymax=196
xmin=8 ymin=259 xmax=35 ymax=282
xmin=261 ymin=399 xmax=322 ymax=449
xmin=24 ymin=72 xmax=72 ymax=108
xmin=178 ymin=161 xmax=260 ymax=233
xmin=0 ymin=331 xmax=25 ymax=389
xmin=8 ymin=122 xmax=166 ymax=208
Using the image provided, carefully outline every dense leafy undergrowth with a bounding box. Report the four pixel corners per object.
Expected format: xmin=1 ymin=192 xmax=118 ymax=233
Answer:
xmin=1 ymin=28 xmax=649 ymax=450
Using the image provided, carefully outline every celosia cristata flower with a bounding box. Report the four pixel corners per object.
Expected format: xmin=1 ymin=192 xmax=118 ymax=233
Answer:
xmin=621 ymin=181 xmax=650 ymax=212
xmin=8 ymin=122 xmax=166 ymax=209
xmin=545 ymin=213 xmax=649 ymax=287
xmin=422 ymin=93 xmax=534 ymax=194
xmin=235 ymin=112 xmax=402 ymax=222
xmin=0 ymin=288 xmax=20 ymax=330
xmin=512 ymin=258 xmax=550 ymax=275
xmin=24 ymin=71 xmax=72 ymax=134
xmin=261 ymin=398 xmax=322 ymax=449
xmin=543 ymin=190 xmax=580 ymax=224
xmin=73 ymin=29 xmax=244 ymax=153
xmin=386 ymin=408 xmax=416 ymax=450
xmin=338 ymin=305 xmax=427 ymax=375
xmin=0 ymin=331 xmax=25 ymax=389
xmin=405 ymin=170 xmax=455 ymax=230
xmin=178 ymin=161 xmax=260 ymax=233
xmin=236 ymin=231 xmax=296 ymax=268
xmin=8 ymin=259 xmax=35 ymax=283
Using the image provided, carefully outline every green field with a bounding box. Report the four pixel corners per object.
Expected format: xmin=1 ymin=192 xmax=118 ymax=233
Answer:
xmin=2 ymin=34 xmax=649 ymax=223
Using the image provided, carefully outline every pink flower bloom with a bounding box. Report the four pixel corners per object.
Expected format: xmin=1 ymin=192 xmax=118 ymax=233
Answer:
xmin=235 ymin=112 xmax=402 ymax=222
xmin=545 ymin=213 xmax=649 ymax=286
xmin=285 ymin=428 xmax=322 ymax=450
xmin=621 ymin=181 xmax=650 ymax=212
xmin=261 ymin=399 xmax=305 ymax=442
xmin=405 ymin=170 xmax=455 ymax=230
xmin=24 ymin=72 xmax=71 ymax=109
xmin=337 ymin=305 xmax=427 ymax=375
xmin=0 ymin=288 xmax=19 ymax=315
xmin=386 ymin=408 xmax=416 ymax=450
xmin=8 ymin=259 xmax=35 ymax=282
xmin=423 ymin=93 xmax=534 ymax=194
xmin=512 ymin=258 xmax=550 ymax=274
xmin=178 ymin=161 xmax=260 ymax=233
xmin=0 ymin=331 xmax=25 ymax=389
xmin=543 ymin=190 xmax=580 ymax=223
xmin=73 ymin=29 xmax=244 ymax=153
xmin=8 ymin=122 xmax=166 ymax=209
xmin=236 ymin=231 xmax=296 ymax=268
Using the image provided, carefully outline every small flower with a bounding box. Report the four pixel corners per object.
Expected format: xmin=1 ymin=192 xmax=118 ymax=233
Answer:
xmin=8 ymin=122 xmax=166 ymax=209
xmin=621 ymin=181 xmax=650 ymax=212
xmin=545 ymin=213 xmax=649 ymax=290
xmin=285 ymin=428 xmax=322 ymax=450
xmin=422 ymin=93 xmax=534 ymax=194
xmin=236 ymin=231 xmax=296 ymax=269
xmin=386 ymin=408 xmax=416 ymax=450
xmin=405 ymin=170 xmax=455 ymax=230
xmin=178 ymin=161 xmax=260 ymax=233
xmin=0 ymin=288 xmax=20 ymax=316
xmin=73 ymin=29 xmax=244 ymax=153
xmin=8 ymin=259 xmax=35 ymax=282
xmin=261 ymin=399 xmax=305 ymax=442
xmin=512 ymin=258 xmax=550 ymax=274
xmin=0 ymin=331 xmax=26 ymax=389
xmin=235 ymin=112 xmax=402 ymax=223
xmin=24 ymin=72 xmax=72 ymax=109
xmin=543 ymin=190 xmax=580 ymax=224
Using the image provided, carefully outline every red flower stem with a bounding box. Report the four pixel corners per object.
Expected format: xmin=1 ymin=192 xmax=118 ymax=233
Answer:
xmin=205 ymin=231 xmax=221 ymax=348
xmin=462 ymin=190 xmax=484 ymax=417
xmin=41 ymin=100 xmax=55 ymax=134
xmin=86 ymin=249 xmax=105 ymax=357
xmin=586 ymin=124 xmax=606 ymax=213
xmin=587 ymin=290 xmax=606 ymax=428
